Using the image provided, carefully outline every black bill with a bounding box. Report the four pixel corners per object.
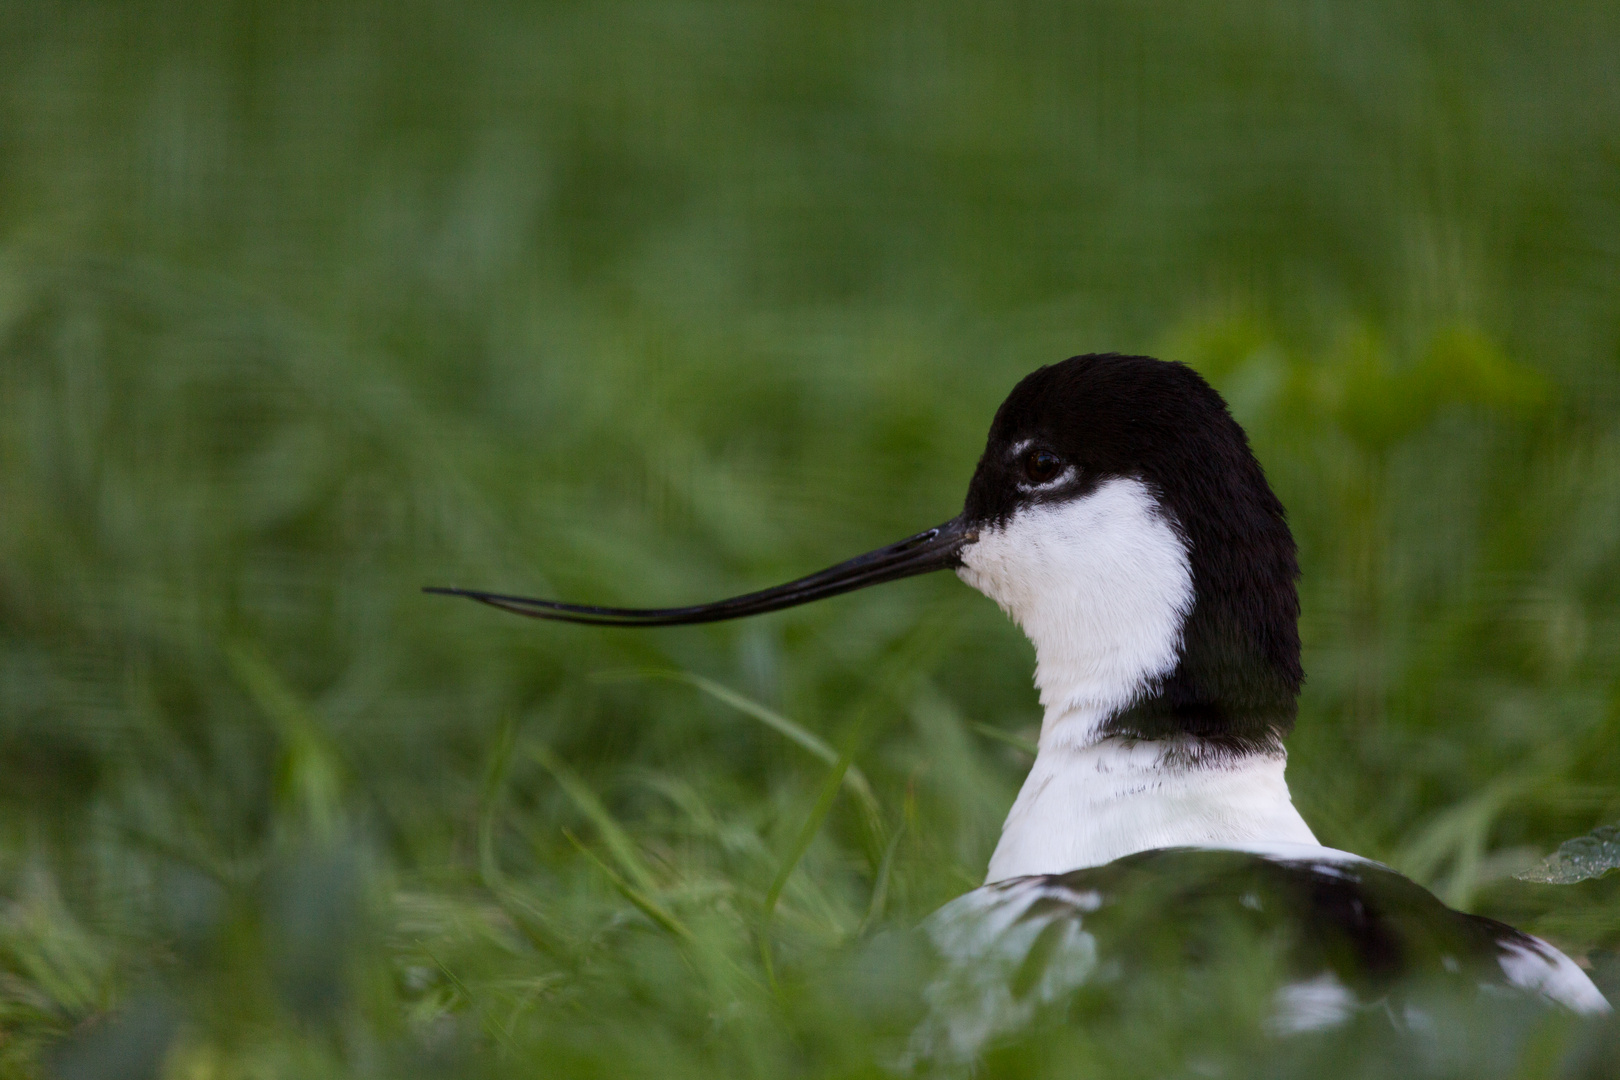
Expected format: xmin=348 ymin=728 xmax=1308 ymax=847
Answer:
xmin=424 ymin=516 xmax=975 ymax=627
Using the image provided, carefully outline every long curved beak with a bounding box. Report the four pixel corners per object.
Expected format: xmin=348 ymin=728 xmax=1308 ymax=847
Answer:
xmin=425 ymin=516 xmax=975 ymax=627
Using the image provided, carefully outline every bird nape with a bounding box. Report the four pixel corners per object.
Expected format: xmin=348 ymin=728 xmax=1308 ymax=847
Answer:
xmin=429 ymin=353 xmax=1609 ymax=1053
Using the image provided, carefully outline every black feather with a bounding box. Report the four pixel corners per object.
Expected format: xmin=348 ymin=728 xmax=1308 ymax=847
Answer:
xmin=963 ymin=354 xmax=1301 ymax=753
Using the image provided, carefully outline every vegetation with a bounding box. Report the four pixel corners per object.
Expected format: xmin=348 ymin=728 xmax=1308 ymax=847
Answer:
xmin=2 ymin=1 xmax=1620 ymax=1075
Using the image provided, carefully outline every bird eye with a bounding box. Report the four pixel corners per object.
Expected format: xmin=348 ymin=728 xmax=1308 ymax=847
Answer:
xmin=1022 ymin=449 xmax=1063 ymax=484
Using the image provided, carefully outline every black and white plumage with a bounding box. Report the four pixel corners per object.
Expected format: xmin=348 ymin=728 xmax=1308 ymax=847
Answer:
xmin=913 ymin=847 xmax=1604 ymax=1062
xmin=430 ymin=353 xmax=1608 ymax=1050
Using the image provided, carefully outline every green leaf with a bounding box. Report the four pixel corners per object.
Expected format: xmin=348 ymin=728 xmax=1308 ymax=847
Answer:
xmin=1516 ymin=824 xmax=1620 ymax=884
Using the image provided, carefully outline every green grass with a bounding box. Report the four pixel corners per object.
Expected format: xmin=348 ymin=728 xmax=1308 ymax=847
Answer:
xmin=3 ymin=1 xmax=1620 ymax=1075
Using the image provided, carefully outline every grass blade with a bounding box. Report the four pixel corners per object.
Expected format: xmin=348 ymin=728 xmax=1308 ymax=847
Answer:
xmin=596 ymin=668 xmax=888 ymax=851
xmin=562 ymin=829 xmax=694 ymax=944
xmin=475 ymin=715 xmax=571 ymax=957
xmin=858 ymin=819 xmax=906 ymax=936
xmin=971 ymin=722 xmax=1038 ymax=756
xmin=531 ymin=744 xmax=661 ymax=897
xmin=225 ymin=641 xmax=344 ymax=843
xmin=478 ymin=712 xmax=520 ymax=892
xmin=764 ymin=742 xmax=854 ymax=920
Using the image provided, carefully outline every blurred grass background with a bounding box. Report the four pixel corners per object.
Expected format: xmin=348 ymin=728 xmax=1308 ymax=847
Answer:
xmin=4 ymin=1 xmax=1620 ymax=1076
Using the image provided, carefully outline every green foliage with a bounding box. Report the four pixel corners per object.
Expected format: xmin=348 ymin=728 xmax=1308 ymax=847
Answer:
xmin=1520 ymin=825 xmax=1620 ymax=886
xmin=3 ymin=0 xmax=1620 ymax=1075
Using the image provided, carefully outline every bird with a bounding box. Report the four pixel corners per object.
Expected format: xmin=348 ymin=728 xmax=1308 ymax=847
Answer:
xmin=428 ymin=353 xmax=1608 ymax=1053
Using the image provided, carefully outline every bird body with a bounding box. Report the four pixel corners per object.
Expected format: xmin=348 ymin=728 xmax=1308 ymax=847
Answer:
xmin=430 ymin=353 xmax=1609 ymax=1051
xmin=915 ymin=846 xmax=1607 ymax=1064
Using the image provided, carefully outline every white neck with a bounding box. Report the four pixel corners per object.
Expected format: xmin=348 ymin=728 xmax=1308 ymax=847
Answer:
xmin=955 ymin=475 xmax=1318 ymax=883
xmin=956 ymin=477 xmax=1196 ymax=748
xmin=984 ymin=732 xmax=1318 ymax=882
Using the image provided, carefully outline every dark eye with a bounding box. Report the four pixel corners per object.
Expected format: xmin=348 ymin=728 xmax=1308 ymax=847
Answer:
xmin=1022 ymin=449 xmax=1063 ymax=484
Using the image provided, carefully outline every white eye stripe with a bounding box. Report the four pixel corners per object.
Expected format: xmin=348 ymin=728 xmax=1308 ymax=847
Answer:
xmin=1016 ymin=464 xmax=1076 ymax=491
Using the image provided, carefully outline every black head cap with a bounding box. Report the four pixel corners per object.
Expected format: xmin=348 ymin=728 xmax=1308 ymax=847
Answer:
xmin=964 ymin=354 xmax=1302 ymax=753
